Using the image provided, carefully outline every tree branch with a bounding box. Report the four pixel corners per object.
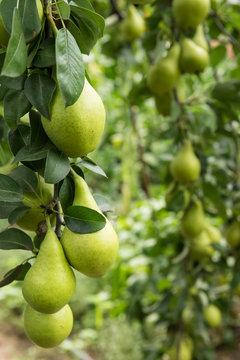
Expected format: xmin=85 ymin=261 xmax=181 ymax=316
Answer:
xmin=109 ymin=0 xmax=123 ymax=21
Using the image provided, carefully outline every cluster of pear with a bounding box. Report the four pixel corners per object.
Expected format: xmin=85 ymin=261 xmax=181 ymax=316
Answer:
xmin=18 ymin=172 xmax=118 ymax=348
xmin=169 ymin=141 xmax=222 ymax=260
xmin=121 ymin=4 xmax=146 ymax=41
xmin=148 ymin=0 xmax=211 ymax=116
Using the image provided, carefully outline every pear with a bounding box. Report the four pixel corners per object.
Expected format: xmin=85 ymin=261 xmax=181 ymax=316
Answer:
xmin=154 ymin=92 xmax=172 ymax=116
xmin=147 ymin=43 xmax=181 ymax=95
xmin=0 ymin=0 xmax=43 ymax=47
xmin=182 ymin=305 xmax=196 ymax=331
xmin=170 ymin=141 xmax=201 ymax=184
xmin=193 ymin=25 xmax=208 ymax=51
xmin=22 ymin=219 xmax=76 ymax=313
xmin=61 ymin=173 xmax=119 ymax=278
xmin=16 ymin=176 xmax=54 ymax=232
xmin=181 ymin=200 xmax=205 ymax=239
xmin=180 ymin=37 xmax=209 ymax=74
xmin=203 ymin=304 xmax=222 ymax=328
xmin=190 ymin=230 xmax=214 ymax=260
xmin=225 ymin=220 xmax=240 ymax=248
xmin=168 ymin=337 xmax=193 ymax=360
xmin=41 ymin=78 xmax=105 ymax=158
xmin=173 ymin=0 xmax=210 ymax=29
xmin=205 ymin=224 xmax=221 ymax=243
xmin=121 ymin=5 xmax=145 ymax=41
xmin=24 ymin=304 xmax=73 ymax=348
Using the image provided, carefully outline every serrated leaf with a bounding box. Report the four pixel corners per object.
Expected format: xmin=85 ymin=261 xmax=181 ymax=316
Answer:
xmin=64 ymin=205 xmax=106 ymax=234
xmin=44 ymin=148 xmax=70 ymax=184
xmin=0 ymin=174 xmax=23 ymax=202
xmin=56 ymin=28 xmax=85 ymax=106
xmin=24 ymin=73 xmax=56 ymax=119
xmin=1 ymin=8 xmax=27 ymax=77
xmin=0 ymin=228 xmax=33 ymax=250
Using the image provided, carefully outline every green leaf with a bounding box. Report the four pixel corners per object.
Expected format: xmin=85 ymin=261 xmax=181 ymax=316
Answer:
xmin=0 ymin=201 xmax=23 ymax=219
xmin=70 ymin=4 xmax=105 ymax=37
xmin=64 ymin=205 xmax=106 ymax=234
xmin=0 ymin=228 xmax=33 ymax=250
xmin=59 ymin=176 xmax=74 ymax=212
xmin=1 ymin=8 xmax=27 ymax=77
xmin=13 ymin=143 xmax=54 ymax=163
xmin=29 ymin=109 xmax=49 ymax=147
xmin=8 ymin=124 xmax=30 ymax=156
xmin=16 ymin=261 xmax=31 ymax=280
xmin=0 ymin=264 xmax=24 ymax=288
xmin=4 ymin=89 xmax=32 ymax=128
xmin=0 ymin=0 xmax=16 ymax=33
xmin=9 ymin=165 xmax=38 ymax=192
xmin=8 ymin=205 xmax=29 ymax=225
xmin=202 ymin=181 xmax=226 ymax=220
xmin=77 ymin=157 xmax=107 ymax=177
xmin=56 ymin=28 xmax=85 ymax=107
xmin=32 ymin=40 xmax=56 ymax=68
xmin=19 ymin=0 xmax=42 ymax=42
xmin=24 ymin=73 xmax=56 ymax=119
xmin=57 ymin=0 xmax=70 ymax=19
xmin=210 ymin=45 xmax=226 ymax=67
xmin=44 ymin=148 xmax=70 ymax=184
xmin=0 ymin=174 xmax=23 ymax=202
xmin=0 ymin=74 xmax=26 ymax=90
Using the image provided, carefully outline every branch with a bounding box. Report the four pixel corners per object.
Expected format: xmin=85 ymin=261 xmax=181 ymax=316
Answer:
xmin=129 ymin=105 xmax=151 ymax=198
xmin=109 ymin=0 xmax=123 ymax=21
xmin=210 ymin=10 xmax=240 ymax=51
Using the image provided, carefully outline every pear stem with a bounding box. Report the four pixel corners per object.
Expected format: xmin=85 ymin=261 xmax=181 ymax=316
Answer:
xmin=45 ymin=216 xmax=51 ymax=230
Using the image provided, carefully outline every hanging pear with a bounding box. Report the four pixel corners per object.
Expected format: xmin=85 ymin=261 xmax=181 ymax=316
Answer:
xmin=193 ymin=25 xmax=208 ymax=51
xmin=225 ymin=220 xmax=240 ymax=248
xmin=61 ymin=172 xmax=119 ymax=278
xmin=121 ymin=5 xmax=145 ymax=41
xmin=167 ymin=337 xmax=193 ymax=360
xmin=24 ymin=304 xmax=73 ymax=348
xmin=203 ymin=304 xmax=222 ymax=328
xmin=17 ymin=176 xmax=55 ymax=232
xmin=180 ymin=37 xmax=209 ymax=74
xmin=170 ymin=141 xmax=201 ymax=184
xmin=190 ymin=230 xmax=214 ymax=260
xmin=205 ymin=224 xmax=221 ymax=243
xmin=173 ymin=0 xmax=210 ymax=29
xmin=181 ymin=200 xmax=205 ymax=239
xmin=22 ymin=219 xmax=76 ymax=314
xmin=147 ymin=43 xmax=181 ymax=95
xmin=154 ymin=92 xmax=172 ymax=116
xmin=41 ymin=78 xmax=105 ymax=158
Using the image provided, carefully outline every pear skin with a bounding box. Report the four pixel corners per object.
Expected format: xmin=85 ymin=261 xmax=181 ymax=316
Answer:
xmin=190 ymin=230 xmax=214 ymax=260
xmin=193 ymin=25 xmax=208 ymax=51
xmin=181 ymin=200 xmax=205 ymax=239
xmin=61 ymin=173 xmax=119 ymax=278
xmin=203 ymin=304 xmax=222 ymax=328
xmin=147 ymin=43 xmax=181 ymax=95
xmin=24 ymin=304 xmax=73 ymax=348
xmin=41 ymin=78 xmax=105 ymax=158
xmin=226 ymin=220 xmax=240 ymax=248
xmin=168 ymin=337 xmax=193 ymax=360
xmin=121 ymin=5 xmax=145 ymax=41
xmin=22 ymin=223 xmax=76 ymax=313
xmin=16 ymin=176 xmax=54 ymax=232
xmin=205 ymin=224 xmax=221 ymax=243
xmin=170 ymin=141 xmax=201 ymax=184
xmin=173 ymin=0 xmax=210 ymax=29
xmin=180 ymin=37 xmax=209 ymax=74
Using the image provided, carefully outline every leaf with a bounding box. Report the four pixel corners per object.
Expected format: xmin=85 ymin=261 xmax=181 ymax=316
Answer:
xmin=64 ymin=205 xmax=106 ymax=234
xmin=56 ymin=28 xmax=85 ymax=107
xmin=19 ymin=0 xmax=42 ymax=42
xmin=0 ymin=0 xmax=16 ymax=33
xmin=16 ymin=261 xmax=31 ymax=280
xmin=59 ymin=176 xmax=74 ymax=212
xmin=32 ymin=42 xmax=56 ymax=68
xmin=4 ymin=89 xmax=32 ymax=128
xmin=70 ymin=4 xmax=105 ymax=37
xmin=77 ymin=157 xmax=107 ymax=177
xmin=13 ymin=143 xmax=54 ymax=163
xmin=202 ymin=181 xmax=226 ymax=220
xmin=8 ymin=205 xmax=29 ymax=225
xmin=24 ymin=73 xmax=56 ymax=119
xmin=0 ymin=228 xmax=33 ymax=250
xmin=0 ymin=174 xmax=23 ymax=202
xmin=29 ymin=109 xmax=49 ymax=147
xmin=1 ymin=8 xmax=27 ymax=77
xmin=8 ymin=124 xmax=30 ymax=156
xmin=44 ymin=148 xmax=70 ymax=184
xmin=0 ymin=201 xmax=23 ymax=219
xmin=0 ymin=264 xmax=24 ymax=288
xmin=57 ymin=0 xmax=70 ymax=19
xmin=0 ymin=74 xmax=26 ymax=90
xmin=8 ymin=165 xmax=38 ymax=192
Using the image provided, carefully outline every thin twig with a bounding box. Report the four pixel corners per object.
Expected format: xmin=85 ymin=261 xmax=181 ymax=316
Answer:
xmin=110 ymin=0 xmax=123 ymax=21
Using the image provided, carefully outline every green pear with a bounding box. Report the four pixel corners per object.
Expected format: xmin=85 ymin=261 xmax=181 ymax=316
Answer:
xmin=193 ymin=25 xmax=208 ymax=51
xmin=61 ymin=173 xmax=119 ymax=278
xmin=170 ymin=141 xmax=201 ymax=184
xmin=0 ymin=0 xmax=43 ymax=47
xmin=203 ymin=304 xmax=222 ymax=328
xmin=182 ymin=305 xmax=196 ymax=331
xmin=226 ymin=220 xmax=240 ymax=248
xmin=181 ymin=200 xmax=205 ymax=239
xmin=173 ymin=0 xmax=210 ymax=29
xmin=154 ymin=91 xmax=172 ymax=116
xmin=22 ymin=220 xmax=76 ymax=313
xmin=16 ymin=176 xmax=54 ymax=232
xmin=121 ymin=5 xmax=145 ymax=41
xmin=190 ymin=230 xmax=214 ymax=260
xmin=180 ymin=37 xmax=209 ymax=74
xmin=168 ymin=337 xmax=193 ymax=360
xmin=147 ymin=43 xmax=181 ymax=95
xmin=205 ymin=224 xmax=221 ymax=243
xmin=41 ymin=78 xmax=105 ymax=158
xmin=24 ymin=304 xmax=73 ymax=348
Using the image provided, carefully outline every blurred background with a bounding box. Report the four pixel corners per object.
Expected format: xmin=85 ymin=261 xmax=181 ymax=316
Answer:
xmin=1 ymin=0 xmax=240 ymax=359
